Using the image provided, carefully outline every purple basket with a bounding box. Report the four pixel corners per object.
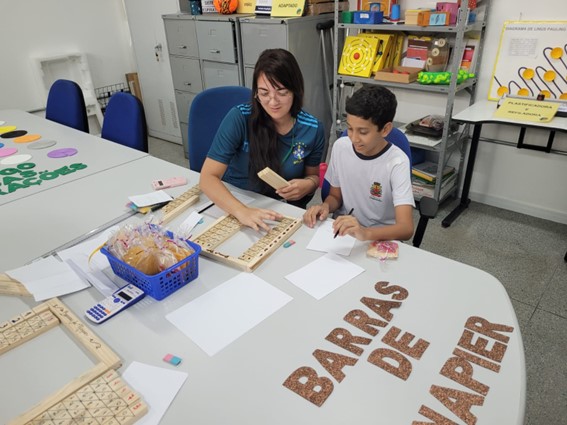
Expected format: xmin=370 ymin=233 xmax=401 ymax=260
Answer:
xmin=100 ymin=240 xmax=201 ymax=300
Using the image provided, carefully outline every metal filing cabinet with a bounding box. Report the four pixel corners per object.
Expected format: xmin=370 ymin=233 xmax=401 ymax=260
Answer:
xmin=240 ymin=15 xmax=334 ymax=141
xmin=164 ymin=13 xmax=333 ymax=158
xmin=163 ymin=13 xmax=252 ymax=158
xmin=163 ymin=13 xmax=201 ymax=158
xmin=196 ymin=17 xmax=241 ymax=88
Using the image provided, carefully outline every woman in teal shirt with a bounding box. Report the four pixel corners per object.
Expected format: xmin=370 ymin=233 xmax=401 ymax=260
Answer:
xmin=200 ymin=49 xmax=326 ymax=232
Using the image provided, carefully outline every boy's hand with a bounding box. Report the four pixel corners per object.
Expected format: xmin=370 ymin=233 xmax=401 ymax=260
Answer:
xmin=303 ymin=203 xmax=331 ymax=228
xmin=333 ymin=215 xmax=368 ymax=241
xmin=234 ymin=206 xmax=283 ymax=233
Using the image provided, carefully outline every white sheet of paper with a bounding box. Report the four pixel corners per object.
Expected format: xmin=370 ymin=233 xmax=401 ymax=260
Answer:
xmin=166 ymin=273 xmax=292 ymax=356
xmin=122 ymin=362 xmax=188 ymax=425
xmin=6 ymin=256 xmax=88 ymax=301
xmin=285 ymin=252 xmax=365 ymax=300
xmin=177 ymin=211 xmax=203 ymax=237
xmin=306 ymin=220 xmax=356 ymax=256
xmin=206 ymin=191 xmax=255 ymax=219
xmin=129 ymin=191 xmax=173 ymax=208
xmin=57 ymin=227 xmax=119 ymax=296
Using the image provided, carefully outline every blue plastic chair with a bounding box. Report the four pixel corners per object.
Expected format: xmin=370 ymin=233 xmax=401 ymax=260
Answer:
xmin=187 ymin=86 xmax=252 ymax=172
xmin=45 ymin=79 xmax=89 ymax=133
xmin=101 ymin=92 xmax=148 ymax=152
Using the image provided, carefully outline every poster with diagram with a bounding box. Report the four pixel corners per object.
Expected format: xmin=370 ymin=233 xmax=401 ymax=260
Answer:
xmin=488 ymin=21 xmax=567 ymax=101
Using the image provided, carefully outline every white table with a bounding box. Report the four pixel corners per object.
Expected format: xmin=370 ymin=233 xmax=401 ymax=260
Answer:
xmin=0 ymin=155 xmax=201 ymax=270
xmin=0 ymin=110 xmax=148 ymax=206
xmin=442 ymin=100 xmax=567 ymax=228
xmin=0 ymin=191 xmax=526 ymax=424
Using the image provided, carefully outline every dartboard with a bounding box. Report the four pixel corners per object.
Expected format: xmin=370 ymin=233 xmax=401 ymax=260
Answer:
xmin=338 ymin=36 xmax=379 ymax=78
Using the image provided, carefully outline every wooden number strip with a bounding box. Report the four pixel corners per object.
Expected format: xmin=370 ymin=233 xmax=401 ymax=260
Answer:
xmin=0 ymin=273 xmax=31 ymax=296
xmin=24 ymin=370 xmax=148 ymax=425
xmin=0 ymin=308 xmax=59 ymax=355
xmin=45 ymin=298 xmax=121 ymax=370
xmin=258 ymin=167 xmax=289 ymax=190
xmin=193 ymin=214 xmax=302 ymax=272
xmin=161 ymin=184 xmax=201 ymax=224
xmin=3 ymin=298 xmax=133 ymax=425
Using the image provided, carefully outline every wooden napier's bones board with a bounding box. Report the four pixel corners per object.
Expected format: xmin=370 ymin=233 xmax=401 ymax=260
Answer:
xmin=257 ymin=167 xmax=289 ymax=190
xmin=192 ymin=214 xmax=302 ymax=272
xmin=161 ymin=184 xmax=201 ymax=224
xmin=1 ymin=298 xmax=148 ymax=425
xmin=0 ymin=273 xmax=31 ymax=296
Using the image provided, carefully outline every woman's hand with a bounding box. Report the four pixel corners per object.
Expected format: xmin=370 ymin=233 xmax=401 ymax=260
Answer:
xmin=303 ymin=203 xmax=331 ymax=228
xmin=333 ymin=215 xmax=368 ymax=241
xmin=233 ymin=206 xmax=284 ymax=233
xmin=276 ymin=177 xmax=317 ymax=201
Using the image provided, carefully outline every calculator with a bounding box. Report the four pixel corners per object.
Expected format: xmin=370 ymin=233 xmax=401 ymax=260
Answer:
xmin=85 ymin=283 xmax=145 ymax=324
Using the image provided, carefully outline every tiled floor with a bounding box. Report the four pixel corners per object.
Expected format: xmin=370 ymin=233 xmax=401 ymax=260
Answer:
xmin=149 ymin=136 xmax=567 ymax=425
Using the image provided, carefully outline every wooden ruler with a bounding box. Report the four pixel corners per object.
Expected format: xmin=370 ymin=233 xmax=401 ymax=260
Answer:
xmin=192 ymin=214 xmax=302 ymax=272
xmin=161 ymin=184 xmax=201 ymax=224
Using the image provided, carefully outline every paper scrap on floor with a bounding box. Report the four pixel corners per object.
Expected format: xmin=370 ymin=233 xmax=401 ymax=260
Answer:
xmin=285 ymin=252 xmax=365 ymax=300
xmin=166 ymin=273 xmax=292 ymax=356
xmin=306 ymin=220 xmax=356 ymax=256
xmin=57 ymin=226 xmax=120 ymax=296
xmin=6 ymin=256 xmax=89 ymax=301
xmin=122 ymin=361 xmax=188 ymax=425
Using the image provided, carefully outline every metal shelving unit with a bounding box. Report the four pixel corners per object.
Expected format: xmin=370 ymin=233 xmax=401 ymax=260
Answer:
xmin=331 ymin=0 xmax=491 ymax=203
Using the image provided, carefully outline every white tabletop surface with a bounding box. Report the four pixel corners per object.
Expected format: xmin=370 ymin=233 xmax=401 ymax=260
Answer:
xmin=453 ymin=100 xmax=567 ymax=131
xmin=0 ymin=191 xmax=526 ymax=424
xmin=0 ymin=111 xmax=525 ymax=425
xmin=0 ymin=155 xmax=200 ymax=270
xmin=0 ymin=109 xmax=148 ymax=206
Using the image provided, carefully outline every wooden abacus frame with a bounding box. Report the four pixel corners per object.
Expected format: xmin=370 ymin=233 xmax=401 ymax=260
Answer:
xmin=1 ymin=298 xmax=121 ymax=425
xmin=161 ymin=184 xmax=201 ymax=224
xmin=192 ymin=214 xmax=302 ymax=272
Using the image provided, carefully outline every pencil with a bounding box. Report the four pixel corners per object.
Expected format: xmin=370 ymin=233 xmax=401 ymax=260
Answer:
xmin=334 ymin=208 xmax=354 ymax=239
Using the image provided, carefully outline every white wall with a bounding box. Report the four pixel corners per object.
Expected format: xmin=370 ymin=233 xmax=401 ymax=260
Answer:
xmin=0 ymin=0 xmax=136 ymax=112
xmin=383 ymin=0 xmax=567 ymax=224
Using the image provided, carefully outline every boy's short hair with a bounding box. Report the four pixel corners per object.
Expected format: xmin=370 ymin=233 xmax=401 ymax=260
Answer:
xmin=345 ymin=85 xmax=397 ymax=130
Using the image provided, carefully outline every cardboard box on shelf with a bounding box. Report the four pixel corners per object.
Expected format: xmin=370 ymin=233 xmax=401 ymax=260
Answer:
xmin=374 ymin=66 xmax=423 ymax=83
xmin=126 ymin=73 xmax=143 ymax=103
xmin=305 ymin=1 xmax=348 ymax=15
xmin=405 ymin=9 xmax=431 ymax=26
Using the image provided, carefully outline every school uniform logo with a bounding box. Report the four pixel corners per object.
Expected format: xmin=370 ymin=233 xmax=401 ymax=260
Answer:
xmin=370 ymin=182 xmax=382 ymax=199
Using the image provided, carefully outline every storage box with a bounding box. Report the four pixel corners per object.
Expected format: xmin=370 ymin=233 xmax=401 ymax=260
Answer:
xmin=125 ymin=73 xmax=143 ymax=103
xmin=353 ymin=11 xmax=383 ymax=24
xmin=359 ymin=0 xmax=395 ymax=17
xmin=374 ymin=66 xmax=423 ymax=83
xmin=428 ymin=11 xmax=450 ymax=26
xmin=306 ymin=1 xmax=348 ymax=16
xmin=436 ymin=2 xmax=458 ymax=25
xmin=101 ymin=240 xmax=202 ymax=301
xmin=405 ymin=9 xmax=431 ymax=26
